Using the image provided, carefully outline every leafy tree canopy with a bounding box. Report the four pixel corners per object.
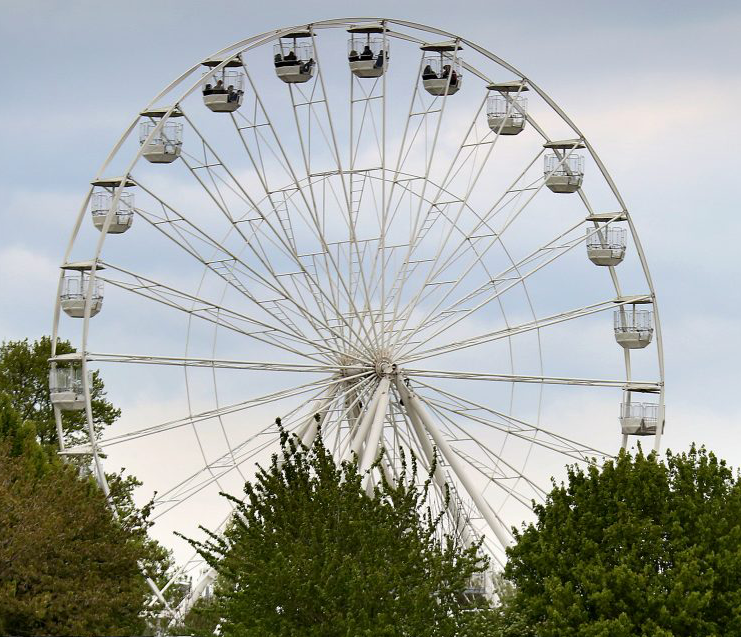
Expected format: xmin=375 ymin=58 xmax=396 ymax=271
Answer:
xmin=183 ymin=427 xmax=489 ymax=637
xmin=0 ymin=336 xmax=180 ymax=630
xmin=0 ymin=394 xmax=154 ymax=636
xmin=0 ymin=336 xmax=120 ymax=447
xmin=500 ymin=446 xmax=741 ymax=637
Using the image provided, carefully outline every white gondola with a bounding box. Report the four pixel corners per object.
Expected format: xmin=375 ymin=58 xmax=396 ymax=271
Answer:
xmin=59 ymin=262 xmax=104 ymax=318
xmin=543 ymin=140 xmax=585 ymax=193
xmin=139 ymin=108 xmax=183 ymax=163
xmin=586 ymin=225 xmax=626 ymax=266
xmin=274 ymin=31 xmax=315 ymax=84
xmin=463 ymin=572 xmax=488 ymax=600
xmin=49 ymin=365 xmax=88 ymax=411
xmin=91 ymin=190 xmax=134 ymax=234
xmin=420 ymin=41 xmax=463 ymax=96
xmin=614 ymin=306 xmax=653 ymax=349
xmin=202 ymin=57 xmax=244 ymax=112
xmin=347 ymin=23 xmax=389 ymax=78
xmin=620 ymin=402 xmax=660 ymax=436
xmin=486 ymin=82 xmax=528 ymax=135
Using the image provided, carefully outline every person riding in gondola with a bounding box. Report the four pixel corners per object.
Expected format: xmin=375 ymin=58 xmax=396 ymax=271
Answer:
xmin=422 ymin=64 xmax=437 ymax=80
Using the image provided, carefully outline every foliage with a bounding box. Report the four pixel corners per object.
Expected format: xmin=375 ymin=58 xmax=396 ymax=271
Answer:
xmin=106 ymin=469 xmax=181 ymax=611
xmin=501 ymin=446 xmax=741 ymax=637
xmin=0 ymin=336 xmax=179 ymax=611
xmin=0 ymin=336 xmax=120 ymax=447
xmin=183 ymin=427 xmax=489 ymax=637
xmin=172 ymin=595 xmax=222 ymax=637
xmin=0 ymin=394 xmax=154 ymax=636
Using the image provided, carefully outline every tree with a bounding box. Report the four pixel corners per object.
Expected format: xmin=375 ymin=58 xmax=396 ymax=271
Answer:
xmin=501 ymin=447 xmax=741 ymax=637
xmin=184 ymin=427 xmax=489 ymax=637
xmin=0 ymin=335 xmax=180 ymax=631
xmin=0 ymin=394 xmax=154 ymax=636
xmin=0 ymin=336 xmax=120 ymax=447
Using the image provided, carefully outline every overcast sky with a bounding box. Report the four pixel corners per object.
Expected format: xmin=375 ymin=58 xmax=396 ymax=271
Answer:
xmin=2 ymin=0 xmax=740 ymax=561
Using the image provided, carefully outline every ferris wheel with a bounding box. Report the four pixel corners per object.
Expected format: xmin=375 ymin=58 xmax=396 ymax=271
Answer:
xmin=50 ymin=18 xmax=664 ymax=614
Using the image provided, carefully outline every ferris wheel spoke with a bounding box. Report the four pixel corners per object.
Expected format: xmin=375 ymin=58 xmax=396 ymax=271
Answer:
xmin=152 ymin=435 xmax=281 ymax=520
xmin=325 ymin=376 xmax=383 ymax=463
xmin=99 ymin=255 xmax=365 ymax=362
xmin=82 ymin=352 xmax=345 ymax=373
xmin=384 ymin=94 xmax=496 ymax=348
xmin=390 ymin=155 xmax=553 ymax=348
xmin=330 ymin=378 xmax=378 ymax=459
xmin=161 ymin=390 xmax=336 ymax=506
xmin=423 ymin=395 xmax=600 ymax=465
xmin=404 ymin=368 xmax=660 ymax=392
xmin=396 ymin=377 xmax=514 ymax=549
xmin=130 ymin=182 xmax=356 ymax=354
xmin=387 ymin=175 xmax=547 ymax=350
xmin=98 ymin=373 xmax=359 ymax=448
xmin=420 ymin=397 xmax=551 ymax=504
xmin=160 ymin=382 xmax=343 ymax=505
xmin=275 ymin=49 xmax=380 ymax=349
xmin=152 ymin=377 xmax=375 ymax=518
xmin=384 ymin=391 xmax=486 ymax=550
xmin=295 ymin=37 xmax=383 ymax=348
xmin=374 ymin=53 xmax=436 ymax=345
xmin=174 ymin=110 xmax=374 ymax=355
xmin=380 ymin=428 xmax=483 ymax=557
xmin=403 ymin=148 xmax=545 ymax=291
xmin=395 ymin=221 xmax=598 ymax=352
xmin=412 ymin=212 xmax=589 ymax=321
xmin=401 ymin=295 xmax=650 ymax=363
xmin=95 ymin=260 xmax=371 ymax=364
xmin=413 ymin=378 xmax=611 ymax=461
xmin=380 ymin=51 xmax=462 ymax=344
xmin=450 ymin=446 xmax=543 ymax=509
xmin=349 ymin=76 xmax=384 ymax=169
xmin=230 ymin=70 xmax=360 ymax=353
xmin=315 ymin=173 xmax=380 ymax=343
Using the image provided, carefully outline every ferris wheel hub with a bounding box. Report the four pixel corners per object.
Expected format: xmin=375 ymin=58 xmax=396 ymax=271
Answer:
xmin=374 ymin=357 xmax=395 ymax=377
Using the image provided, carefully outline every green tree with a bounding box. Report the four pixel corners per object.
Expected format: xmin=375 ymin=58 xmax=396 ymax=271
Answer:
xmin=184 ymin=427 xmax=488 ymax=637
xmin=0 ymin=336 xmax=120 ymax=447
xmin=0 ymin=394 xmax=154 ymax=636
xmin=501 ymin=446 xmax=741 ymax=637
xmin=0 ymin=335 xmax=181 ymax=628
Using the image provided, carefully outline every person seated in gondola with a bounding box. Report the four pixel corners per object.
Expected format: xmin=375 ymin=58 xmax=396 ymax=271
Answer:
xmin=285 ymin=50 xmax=298 ymax=62
xmin=227 ymin=84 xmax=236 ymax=102
xmin=348 ymin=49 xmax=360 ymax=62
xmin=441 ymin=64 xmax=451 ymax=79
xmin=274 ymin=52 xmax=283 ymax=65
xmin=203 ymin=83 xmax=213 ymax=95
xmin=214 ymin=79 xmax=226 ymax=94
xmin=449 ymin=69 xmax=458 ymax=86
xmin=422 ymin=64 xmax=437 ymax=80
xmin=360 ymin=44 xmax=373 ymax=60
xmin=300 ymin=58 xmax=314 ymax=74
xmin=374 ymin=50 xmax=385 ymax=68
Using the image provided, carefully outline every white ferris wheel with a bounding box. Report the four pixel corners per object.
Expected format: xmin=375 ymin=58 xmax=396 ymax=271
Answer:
xmin=50 ymin=18 xmax=664 ymax=615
